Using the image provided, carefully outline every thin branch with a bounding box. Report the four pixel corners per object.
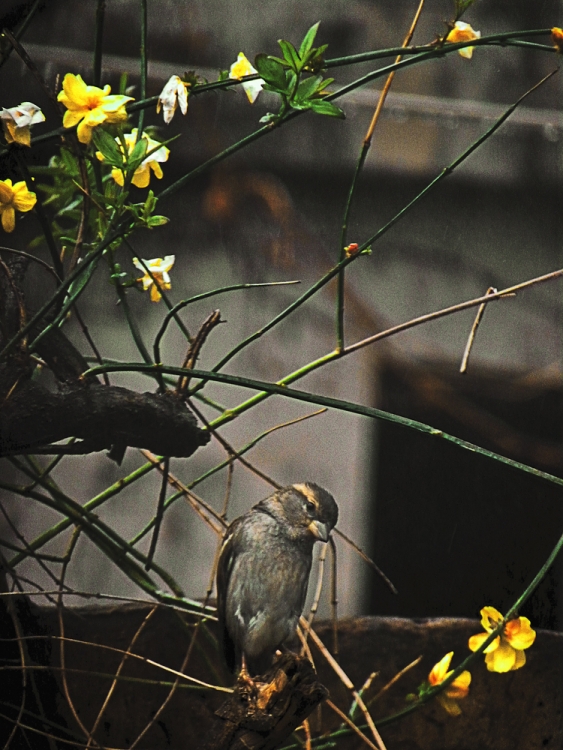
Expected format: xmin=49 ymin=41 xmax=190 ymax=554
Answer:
xmin=459 ymin=286 xmax=498 ymax=373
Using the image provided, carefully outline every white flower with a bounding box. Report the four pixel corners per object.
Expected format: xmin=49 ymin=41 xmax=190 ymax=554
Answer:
xmin=446 ymin=21 xmax=481 ymax=59
xmin=1 ymin=102 xmax=45 ymax=146
xmin=132 ymin=255 xmax=175 ymax=302
xmin=157 ymin=75 xmax=189 ymax=124
xmin=229 ymin=52 xmax=264 ymax=104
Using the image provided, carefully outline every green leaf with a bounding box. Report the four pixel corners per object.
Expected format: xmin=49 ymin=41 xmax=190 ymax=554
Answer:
xmin=143 ymin=189 xmax=157 ymax=218
xmin=254 ymin=54 xmax=288 ymax=90
xmin=127 ymin=137 xmax=148 ymax=174
xmin=278 ymin=39 xmax=301 ymax=71
xmin=147 ymin=215 xmax=169 ymax=227
xmin=307 ymin=99 xmax=345 ymax=119
xmin=294 ymin=75 xmax=323 ymax=104
xmin=299 ymin=22 xmax=320 ymax=59
xmin=316 ymin=77 xmax=334 ymax=93
xmin=59 ymin=148 xmax=79 ymax=176
xmin=92 ymin=129 xmax=123 ymax=168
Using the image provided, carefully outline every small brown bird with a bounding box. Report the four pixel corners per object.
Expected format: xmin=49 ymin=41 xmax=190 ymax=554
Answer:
xmin=216 ymin=482 xmax=339 ymax=678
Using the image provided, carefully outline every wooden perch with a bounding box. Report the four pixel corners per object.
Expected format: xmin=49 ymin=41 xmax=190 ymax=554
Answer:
xmin=0 ymin=254 xmax=209 ymax=459
xmin=202 ymin=653 xmax=329 ymax=750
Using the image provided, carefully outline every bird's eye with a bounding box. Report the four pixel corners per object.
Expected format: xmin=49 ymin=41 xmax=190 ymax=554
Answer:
xmin=306 ymin=500 xmax=316 ymax=514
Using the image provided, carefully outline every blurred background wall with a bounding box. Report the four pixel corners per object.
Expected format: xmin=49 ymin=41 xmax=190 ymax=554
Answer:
xmin=1 ymin=0 xmax=562 ymax=628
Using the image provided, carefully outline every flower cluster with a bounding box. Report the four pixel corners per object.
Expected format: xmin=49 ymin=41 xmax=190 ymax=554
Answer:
xmin=426 ymin=605 xmax=536 ymax=719
xmin=58 ymin=73 xmax=133 ymax=144
xmin=96 ymin=129 xmax=170 ymax=188
xmin=428 ymin=652 xmax=471 ymax=716
xmin=468 ymin=606 xmax=536 ymax=672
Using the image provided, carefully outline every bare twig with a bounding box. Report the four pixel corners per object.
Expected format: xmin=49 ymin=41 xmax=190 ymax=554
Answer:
xmin=304 ymin=624 xmax=387 ymax=750
xmin=145 ymin=457 xmax=169 ymax=570
xmin=460 ymin=286 xmax=499 ymax=373
xmin=86 ymin=607 xmax=158 ymax=747
xmin=176 ymin=310 xmax=222 ymax=396
xmin=326 ymin=698 xmax=379 ymax=750
xmin=333 ymin=528 xmax=398 ymax=595
xmin=368 ymin=656 xmax=423 ymax=707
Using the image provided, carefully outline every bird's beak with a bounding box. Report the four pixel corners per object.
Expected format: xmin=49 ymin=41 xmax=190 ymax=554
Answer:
xmin=308 ymin=520 xmax=330 ymax=542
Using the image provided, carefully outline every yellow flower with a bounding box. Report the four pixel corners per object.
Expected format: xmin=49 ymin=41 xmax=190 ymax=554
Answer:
xmin=1 ymin=102 xmax=45 ymax=146
xmin=428 ymin=652 xmax=471 ymax=716
xmin=0 ymin=178 xmax=36 ymax=232
xmin=229 ymin=52 xmax=264 ymax=103
xmin=552 ymin=27 xmax=563 ymax=53
xmin=157 ymin=75 xmax=189 ymax=124
xmin=96 ymin=129 xmax=170 ymax=188
xmin=468 ymin=606 xmax=536 ymax=673
xmin=57 ymin=73 xmax=133 ymax=144
xmin=445 ymin=21 xmax=481 ymax=59
xmin=133 ymin=255 xmax=175 ymax=302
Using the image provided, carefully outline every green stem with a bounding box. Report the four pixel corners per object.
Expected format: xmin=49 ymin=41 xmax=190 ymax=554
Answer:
xmin=198 ymin=69 xmax=555 ymax=382
xmin=0 ymin=224 xmax=125 ymax=362
xmin=13 ymin=151 xmax=63 ymax=281
xmin=157 ymin=122 xmax=274 ymax=201
xmin=137 ymin=0 xmax=147 ymax=138
xmin=0 ymin=0 xmax=43 ymax=69
xmin=93 ymin=0 xmax=105 ymax=86
xmin=5 ymin=466 xmax=185 ymax=601
xmin=357 ymin=69 xmax=558 ymax=253
xmin=152 ymin=280 xmax=299 ymax=364
xmin=336 ymin=145 xmax=369 ymax=351
xmin=83 ymin=363 xmax=563 ymax=492
xmin=10 ymin=461 xmax=159 ymax=567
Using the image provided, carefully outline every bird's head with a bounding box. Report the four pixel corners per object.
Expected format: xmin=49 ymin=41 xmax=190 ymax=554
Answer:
xmin=257 ymin=482 xmax=339 ymax=543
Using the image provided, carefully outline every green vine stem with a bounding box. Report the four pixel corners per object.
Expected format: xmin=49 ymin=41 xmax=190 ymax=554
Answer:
xmin=152 ymin=280 xmax=299 ymax=364
xmin=187 ymin=69 xmax=555 ymax=392
xmin=136 ymin=0 xmax=147 ymax=139
xmin=84 ymin=359 xmax=563 ymax=493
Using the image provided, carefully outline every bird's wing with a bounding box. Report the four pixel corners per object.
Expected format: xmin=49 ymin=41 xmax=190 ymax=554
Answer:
xmin=216 ymin=518 xmax=242 ymax=672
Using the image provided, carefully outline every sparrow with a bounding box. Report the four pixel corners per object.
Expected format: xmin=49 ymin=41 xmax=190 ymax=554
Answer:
xmin=216 ymin=482 xmax=339 ymax=678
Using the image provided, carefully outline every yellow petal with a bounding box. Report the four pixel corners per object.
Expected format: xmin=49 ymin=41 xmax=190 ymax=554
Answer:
xmin=1 ymin=206 xmax=15 ymax=232
xmin=504 ymin=617 xmax=536 ymax=650
xmin=0 ymin=181 xmax=14 ymax=203
xmin=510 ymin=648 xmax=526 ymax=671
xmin=76 ymin=120 xmax=94 ymax=144
xmin=100 ymin=95 xmax=133 ymax=114
xmin=111 ymin=167 xmax=125 ymax=186
xmin=62 ymin=109 xmax=85 ymax=129
xmin=150 ymin=281 xmax=163 ymax=302
xmin=428 ymin=652 xmax=453 ymax=685
xmin=445 ymin=671 xmax=471 ymax=700
xmin=131 ymin=164 xmax=151 ymax=188
xmin=480 ymin=606 xmax=503 ymax=632
xmin=12 ymin=182 xmax=36 ymax=212
xmin=485 ymin=640 xmax=516 ymax=672
xmin=11 ymin=125 xmax=31 ymax=147
xmin=229 ymin=52 xmax=256 ymax=80
xmin=149 ymin=161 xmax=163 ymax=179
xmin=468 ymin=632 xmax=499 ymax=653
xmin=437 ymin=695 xmax=462 ymax=716
xmin=59 ymin=73 xmax=90 ymax=107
